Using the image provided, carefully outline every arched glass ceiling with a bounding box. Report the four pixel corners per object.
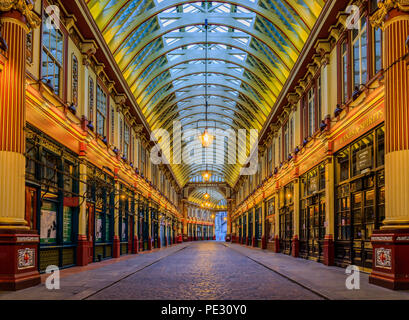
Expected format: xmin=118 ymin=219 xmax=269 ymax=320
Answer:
xmin=88 ymin=0 xmax=324 ymax=188
xmin=189 ymin=187 xmax=227 ymax=209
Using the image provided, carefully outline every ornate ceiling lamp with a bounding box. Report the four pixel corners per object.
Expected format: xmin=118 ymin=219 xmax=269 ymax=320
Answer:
xmin=198 ymin=18 xmax=214 ymax=148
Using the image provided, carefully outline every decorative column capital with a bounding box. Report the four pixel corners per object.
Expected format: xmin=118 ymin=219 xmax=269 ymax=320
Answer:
xmin=0 ymin=0 xmax=41 ymax=29
xmin=371 ymin=0 xmax=409 ymax=28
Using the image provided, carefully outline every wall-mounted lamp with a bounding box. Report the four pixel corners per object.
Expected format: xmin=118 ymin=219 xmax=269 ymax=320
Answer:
xmin=87 ymin=121 xmax=94 ymax=131
xmin=294 ymin=146 xmax=300 ymax=154
xmin=68 ymin=103 xmax=76 ymax=115
xmin=113 ymin=147 xmax=119 ymax=154
xmin=334 ymin=104 xmax=343 ymax=118
xmin=320 ymin=120 xmax=327 ymax=131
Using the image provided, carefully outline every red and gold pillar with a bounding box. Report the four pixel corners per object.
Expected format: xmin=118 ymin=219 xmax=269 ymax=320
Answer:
xmin=0 ymin=2 xmax=41 ymax=290
xmin=369 ymin=2 xmax=409 ymax=290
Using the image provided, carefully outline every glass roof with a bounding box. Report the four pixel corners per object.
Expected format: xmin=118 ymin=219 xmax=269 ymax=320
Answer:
xmin=88 ymin=0 xmax=324 ymax=205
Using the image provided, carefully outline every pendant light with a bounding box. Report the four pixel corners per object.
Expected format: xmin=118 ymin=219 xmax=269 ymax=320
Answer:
xmin=198 ymin=18 xmax=213 ymax=148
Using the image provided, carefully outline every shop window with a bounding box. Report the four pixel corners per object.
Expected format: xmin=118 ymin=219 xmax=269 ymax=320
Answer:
xmin=63 ymin=206 xmax=73 ymax=243
xmin=42 ymin=151 xmax=59 ymax=192
xmin=352 ymin=15 xmax=368 ymax=91
xmin=376 ymin=126 xmax=385 ymax=167
xmin=41 ymin=12 xmax=64 ymax=96
xmin=336 ymin=149 xmax=350 ymax=183
xmin=96 ymin=84 xmax=107 ymax=137
xmin=336 ymin=184 xmax=351 ymax=240
xmin=351 ymin=133 xmax=373 ymax=176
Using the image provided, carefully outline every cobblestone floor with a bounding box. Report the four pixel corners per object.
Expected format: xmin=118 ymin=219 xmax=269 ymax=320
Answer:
xmin=1 ymin=242 xmax=409 ymax=300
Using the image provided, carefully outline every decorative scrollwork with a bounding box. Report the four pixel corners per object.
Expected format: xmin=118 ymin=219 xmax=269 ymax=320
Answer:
xmin=371 ymin=0 xmax=409 ymax=29
xmin=0 ymin=0 xmax=41 ymax=28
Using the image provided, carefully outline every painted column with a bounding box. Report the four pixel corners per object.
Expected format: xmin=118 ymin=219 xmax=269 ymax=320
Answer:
xmin=292 ymin=179 xmax=300 ymax=257
xmin=76 ymin=144 xmax=89 ymax=265
xmin=261 ymin=199 xmax=267 ymax=249
xmin=226 ymin=200 xmax=232 ymax=242
xmin=132 ymin=193 xmax=138 ymax=254
xmin=182 ymin=200 xmax=188 ymax=242
xmin=148 ymin=200 xmax=152 ymax=250
xmin=113 ymin=173 xmax=120 ymax=258
xmin=369 ymin=2 xmax=409 ymax=289
xmin=274 ymin=189 xmax=280 ymax=252
xmin=252 ymin=206 xmax=256 ymax=247
xmin=0 ymin=3 xmax=41 ymax=290
xmin=323 ymin=158 xmax=335 ymax=265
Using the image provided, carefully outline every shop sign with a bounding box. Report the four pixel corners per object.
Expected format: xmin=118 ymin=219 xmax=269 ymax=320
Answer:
xmin=309 ymin=176 xmax=319 ymax=193
xmin=356 ymin=147 xmax=372 ymax=171
xmin=333 ymin=103 xmax=384 ymax=152
xmin=18 ymin=248 xmax=35 ymax=270
xmin=375 ymin=248 xmax=392 ymax=269
xmin=40 ymin=209 xmax=57 ymax=244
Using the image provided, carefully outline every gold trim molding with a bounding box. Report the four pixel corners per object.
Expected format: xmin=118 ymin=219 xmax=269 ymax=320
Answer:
xmin=0 ymin=0 xmax=41 ymax=28
xmin=371 ymin=0 xmax=409 ymax=28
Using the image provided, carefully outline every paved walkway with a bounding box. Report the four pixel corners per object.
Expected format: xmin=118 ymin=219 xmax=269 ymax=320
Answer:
xmin=1 ymin=242 xmax=409 ymax=300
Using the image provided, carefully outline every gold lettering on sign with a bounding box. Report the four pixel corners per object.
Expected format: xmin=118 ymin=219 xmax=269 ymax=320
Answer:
xmin=334 ymin=107 xmax=384 ymax=151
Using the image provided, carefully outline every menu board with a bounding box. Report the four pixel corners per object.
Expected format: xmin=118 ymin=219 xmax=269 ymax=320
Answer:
xmin=63 ymin=206 xmax=72 ymax=242
xmin=96 ymin=213 xmax=103 ymax=241
xmin=106 ymin=215 xmax=110 ymax=240
xmin=40 ymin=202 xmax=57 ymax=244
xmin=356 ymin=147 xmax=372 ymax=171
xmin=121 ymin=220 xmax=126 ymax=240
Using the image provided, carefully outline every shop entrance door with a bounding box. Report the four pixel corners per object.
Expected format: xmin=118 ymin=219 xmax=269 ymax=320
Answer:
xmin=86 ymin=203 xmax=94 ymax=263
xmin=280 ymin=207 xmax=293 ymax=255
xmin=351 ymin=188 xmax=375 ymax=269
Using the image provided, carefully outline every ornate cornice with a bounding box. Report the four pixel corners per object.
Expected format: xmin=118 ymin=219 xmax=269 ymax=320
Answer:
xmin=0 ymin=0 xmax=41 ymax=28
xmin=371 ymin=0 xmax=409 ymax=28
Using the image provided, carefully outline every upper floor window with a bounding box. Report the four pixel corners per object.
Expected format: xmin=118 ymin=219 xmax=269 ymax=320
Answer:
xmin=352 ymin=16 xmax=368 ymax=91
xmin=373 ymin=27 xmax=382 ymax=74
xmin=124 ymin=122 xmax=130 ymax=160
xmin=41 ymin=12 xmax=63 ymax=96
xmin=267 ymin=145 xmax=272 ymax=175
xmin=308 ymin=87 xmax=315 ymax=136
xmin=96 ymin=84 xmax=107 ymax=137
xmin=283 ymin=121 xmax=289 ymax=159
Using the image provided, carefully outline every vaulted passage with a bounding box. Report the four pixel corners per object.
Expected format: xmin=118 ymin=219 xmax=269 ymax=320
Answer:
xmin=1 ymin=0 xmax=409 ymax=297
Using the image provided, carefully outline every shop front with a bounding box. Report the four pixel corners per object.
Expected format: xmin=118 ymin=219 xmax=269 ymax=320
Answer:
xmin=25 ymin=127 xmax=79 ymax=272
xmin=119 ymin=184 xmax=132 ymax=255
xmin=254 ymin=206 xmax=262 ymax=248
xmin=242 ymin=214 xmax=247 ymax=245
xmin=247 ymin=210 xmax=253 ymax=246
xmin=86 ymin=164 xmax=115 ymax=263
xmin=160 ymin=214 xmax=166 ymax=247
xmin=265 ymin=197 xmax=276 ymax=251
xmin=334 ymin=125 xmax=385 ymax=270
xmin=300 ymin=163 xmax=326 ymax=261
xmin=279 ymin=182 xmax=294 ymax=255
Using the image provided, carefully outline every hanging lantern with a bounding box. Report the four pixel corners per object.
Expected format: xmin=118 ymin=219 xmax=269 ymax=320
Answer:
xmin=202 ymin=170 xmax=211 ymax=181
xmin=204 ymin=192 xmax=210 ymax=199
xmin=199 ymin=128 xmax=213 ymax=148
